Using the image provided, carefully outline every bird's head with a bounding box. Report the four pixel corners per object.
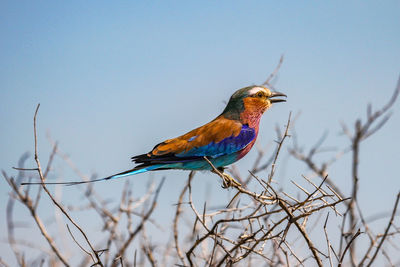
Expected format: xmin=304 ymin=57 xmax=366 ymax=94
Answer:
xmin=222 ymin=86 xmax=286 ymax=121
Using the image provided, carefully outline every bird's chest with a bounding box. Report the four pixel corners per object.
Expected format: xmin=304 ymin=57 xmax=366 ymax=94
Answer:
xmin=240 ymin=110 xmax=263 ymax=129
xmin=236 ymin=136 xmax=257 ymax=160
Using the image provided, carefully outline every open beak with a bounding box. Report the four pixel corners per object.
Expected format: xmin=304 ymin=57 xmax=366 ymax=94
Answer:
xmin=269 ymin=91 xmax=287 ymax=103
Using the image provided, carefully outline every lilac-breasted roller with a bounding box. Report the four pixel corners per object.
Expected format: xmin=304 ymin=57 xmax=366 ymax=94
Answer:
xmin=34 ymin=86 xmax=286 ymax=186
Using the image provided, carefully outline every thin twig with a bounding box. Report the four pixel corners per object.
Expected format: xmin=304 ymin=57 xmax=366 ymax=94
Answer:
xmin=32 ymin=104 xmax=103 ymax=266
xmin=268 ymin=112 xmax=291 ymax=184
xmin=366 ymin=192 xmax=400 ymax=267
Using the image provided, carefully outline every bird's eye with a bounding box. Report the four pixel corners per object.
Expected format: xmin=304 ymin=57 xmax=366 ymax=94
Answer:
xmin=256 ymin=92 xmax=264 ymax=98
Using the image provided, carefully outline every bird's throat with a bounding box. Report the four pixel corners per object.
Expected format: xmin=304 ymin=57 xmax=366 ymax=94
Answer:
xmin=239 ymin=98 xmax=267 ymax=128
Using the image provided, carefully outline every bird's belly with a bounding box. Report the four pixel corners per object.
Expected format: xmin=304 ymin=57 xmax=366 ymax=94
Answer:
xmin=169 ymin=153 xmax=239 ymax=171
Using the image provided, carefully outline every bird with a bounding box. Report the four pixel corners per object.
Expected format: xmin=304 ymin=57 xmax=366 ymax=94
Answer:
xmin=25 ymin=86 xmax=286 ymax=187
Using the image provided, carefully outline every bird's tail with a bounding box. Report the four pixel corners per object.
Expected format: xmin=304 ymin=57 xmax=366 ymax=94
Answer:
xmin=21 ymin=164 xmax=163 ymax=186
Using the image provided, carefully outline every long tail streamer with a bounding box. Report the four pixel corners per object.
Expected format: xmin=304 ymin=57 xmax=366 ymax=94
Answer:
xmin=20 ymin=165 xmax=162 ymax=186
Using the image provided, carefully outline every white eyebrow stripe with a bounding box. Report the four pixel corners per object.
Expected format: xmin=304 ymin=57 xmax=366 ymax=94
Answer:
xmin=248 ymin=87 xmax=267 ymax=95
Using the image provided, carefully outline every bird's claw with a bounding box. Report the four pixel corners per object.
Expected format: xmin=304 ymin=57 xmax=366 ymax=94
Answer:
xmin=221 ymin=173 xmax=241 ymax=188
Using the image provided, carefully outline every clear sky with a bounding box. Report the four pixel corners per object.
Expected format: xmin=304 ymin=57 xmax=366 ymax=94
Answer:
xmin=1 ymin=1 xmax=399 ymax=265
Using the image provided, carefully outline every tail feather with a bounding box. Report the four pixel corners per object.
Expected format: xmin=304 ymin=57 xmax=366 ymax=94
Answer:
xmin=21 ymin=164 xmax=163 ymax=186
xmin=132 ymin=153 xmax=201 ymax=166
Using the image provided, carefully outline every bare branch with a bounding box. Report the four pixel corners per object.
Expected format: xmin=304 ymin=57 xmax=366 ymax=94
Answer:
xmin=262 ymin=54 xmax=284 ymax=87
xmin=366 ymin=192 xmax=400 ymax=267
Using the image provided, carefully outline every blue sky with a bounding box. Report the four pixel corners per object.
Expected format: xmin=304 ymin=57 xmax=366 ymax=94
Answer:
xmin=1 ymin=1 xmax=399 ymax=265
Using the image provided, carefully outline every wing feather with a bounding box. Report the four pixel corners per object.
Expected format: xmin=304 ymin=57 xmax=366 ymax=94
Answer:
xmin=151 ymin=116 xmax=243 ymax=156
xmin=132 ymin=116 xmax=256 ymax=167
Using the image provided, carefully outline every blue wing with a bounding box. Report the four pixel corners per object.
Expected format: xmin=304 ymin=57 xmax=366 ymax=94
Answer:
xmin=176 ymin=124 xmax=256 ymax=158
xmin=131 ymin=122 xmax=257 ymax=172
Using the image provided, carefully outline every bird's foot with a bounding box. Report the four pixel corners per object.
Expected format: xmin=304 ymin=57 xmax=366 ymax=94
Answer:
xmin=220 ymin=172 xmax=241 ymax=188
xmin=211 ymin=167 xmax=241 ymax=188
